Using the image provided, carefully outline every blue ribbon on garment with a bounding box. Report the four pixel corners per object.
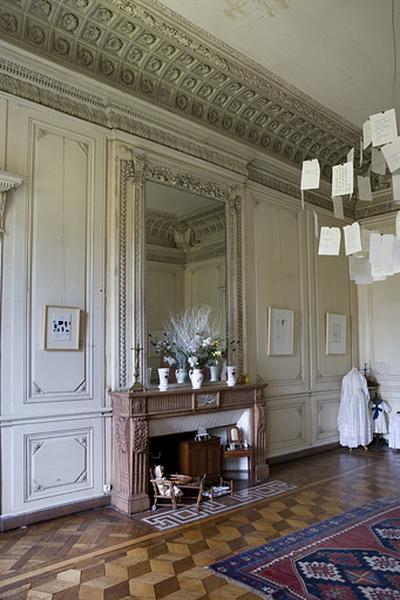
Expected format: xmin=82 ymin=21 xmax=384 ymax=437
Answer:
xmin=372 ymin=405 xmax=383 ymax=420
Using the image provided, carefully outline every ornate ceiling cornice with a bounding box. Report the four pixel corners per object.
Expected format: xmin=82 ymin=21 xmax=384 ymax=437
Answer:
xmin=0 ymin=0 xmax=361 ymax=176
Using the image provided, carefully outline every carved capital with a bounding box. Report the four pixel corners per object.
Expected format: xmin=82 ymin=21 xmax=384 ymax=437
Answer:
xmin=0 ymin=170 xmax=24 ymax=235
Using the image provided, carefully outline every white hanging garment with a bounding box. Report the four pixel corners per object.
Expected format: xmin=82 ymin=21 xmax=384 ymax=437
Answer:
xmin=389 ymin=413 xmax=400 ymax=449
xmin=337 ymin=368 xmax=373 ymax=448
xmin=368 ymin=399 xmax=392 ymax=434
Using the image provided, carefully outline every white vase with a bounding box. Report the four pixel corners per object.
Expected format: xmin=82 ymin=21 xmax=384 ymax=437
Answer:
xmin=175 ymin=368 xmax=187 ymax=384
xmin=158 ymin=367 xmax=169 ymax=391
xmin=189 ymin=368 xmax=204 ymax=389
xmin=209 ymin=365 xmax=219 ymax=382
xmin=227 ymin=365 xmax=237 ymax=387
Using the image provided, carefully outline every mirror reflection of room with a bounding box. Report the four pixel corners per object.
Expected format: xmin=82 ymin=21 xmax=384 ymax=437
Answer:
xmin=145 ymin=181 xmax=226 ymax=382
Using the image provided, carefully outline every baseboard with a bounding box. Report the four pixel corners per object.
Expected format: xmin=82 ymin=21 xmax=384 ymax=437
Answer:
xmin=0 ymin=494 xmax=111 ymax=532
xmin=266 ymin=442 xmax=340 ymax=466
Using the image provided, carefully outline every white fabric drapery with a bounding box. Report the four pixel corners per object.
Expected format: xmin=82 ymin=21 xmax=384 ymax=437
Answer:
xmin=337 ymin=368 xmax=373 ymax=448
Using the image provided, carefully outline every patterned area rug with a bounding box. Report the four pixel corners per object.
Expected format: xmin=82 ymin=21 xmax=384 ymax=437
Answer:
xmin=210 ymin=495 xmax=400 ymax=599
xmin=141 ymin=480 xmax=296 ymax=531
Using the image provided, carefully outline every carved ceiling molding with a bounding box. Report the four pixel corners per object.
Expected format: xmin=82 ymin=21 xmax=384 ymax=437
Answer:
xmin=355 ymin=189 xmax=397 ymax=220
xmin=0 ymin=0 xmax=360 ymax=177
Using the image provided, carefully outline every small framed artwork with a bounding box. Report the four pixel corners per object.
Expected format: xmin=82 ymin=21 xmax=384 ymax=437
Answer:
xmin=267 ymin=307 xmax=294 ymax=356
xmin=326 ymin=313 xmax=347 ymax=355
xmin=43 ymin=305 xmax=81 ymax=351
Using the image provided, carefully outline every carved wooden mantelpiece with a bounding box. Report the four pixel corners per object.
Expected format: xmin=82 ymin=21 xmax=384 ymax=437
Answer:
xmin=110 ymin=382 xmax=268 ymax=515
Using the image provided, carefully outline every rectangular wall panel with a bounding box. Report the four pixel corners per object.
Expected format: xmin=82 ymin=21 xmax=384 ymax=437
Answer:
xmin=254 ymin=200 xmax=307 ymax=394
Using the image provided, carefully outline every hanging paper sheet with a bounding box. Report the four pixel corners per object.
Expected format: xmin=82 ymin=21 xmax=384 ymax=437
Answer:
xmin=349 ymin=256 xmax=373 ymax=284
xmin=332 ymin=196 xmax=344 ymax=219
xmin=369 ymin=233 xmax=395 ymax=277
xmin=363 ymin=120 xmax=372 ymax=150
xmin=343 ymin=222 xmax=362 ymax=256
xmin=301 ymin=159 xmax=320 ymax=190
xmin=371 ymin=147 xmax=387 ymax=175
xmin=393 ymin=173 xmax=400 ymax=202
xmin=381 ymin=137 xmax=400 ymax=173
xmin=357 ymin=175 xmax=372 ymax=202
xmin=332 ymin=162 xmax=353 ymax=197
xmin=318 ymin=227 xmax=341 ymax=256
xmin=370 ymin=108 xmax=398 ymax=147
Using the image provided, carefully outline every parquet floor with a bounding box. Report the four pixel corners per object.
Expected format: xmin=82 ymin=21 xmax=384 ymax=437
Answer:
xmin=1 ymin=448 xmax=399 ymax=599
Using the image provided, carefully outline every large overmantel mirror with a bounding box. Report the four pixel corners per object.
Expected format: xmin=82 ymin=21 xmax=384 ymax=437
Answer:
xmin=115 ymin=151 xmax=244 ymax=390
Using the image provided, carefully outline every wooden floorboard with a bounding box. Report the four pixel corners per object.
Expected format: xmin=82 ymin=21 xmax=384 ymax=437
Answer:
xmin=1 ymin=448 xmax=399 ymax=599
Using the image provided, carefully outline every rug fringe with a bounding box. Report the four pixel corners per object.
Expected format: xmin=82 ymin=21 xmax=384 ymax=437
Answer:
xmin=206 ymin=566 xmax=273 ymax=599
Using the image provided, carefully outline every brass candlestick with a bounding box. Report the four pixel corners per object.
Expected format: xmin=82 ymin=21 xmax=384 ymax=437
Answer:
xmin=129 ymin=344 xmax=143 ymax=392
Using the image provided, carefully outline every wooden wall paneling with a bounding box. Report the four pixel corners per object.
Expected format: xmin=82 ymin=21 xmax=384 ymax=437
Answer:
xmin=253 ymin=192 xmax=308 ymax=396
xmin=2 ymin=417 xmax=104 ymax=515
xmin=265 ymin=394 xmax=308 ymax=456
xmin=309 ymin=211 xmax=353 ymax=392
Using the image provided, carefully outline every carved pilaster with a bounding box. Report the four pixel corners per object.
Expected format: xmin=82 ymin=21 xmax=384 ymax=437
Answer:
xmin=253 ymin=390 xmax=269 ymax=482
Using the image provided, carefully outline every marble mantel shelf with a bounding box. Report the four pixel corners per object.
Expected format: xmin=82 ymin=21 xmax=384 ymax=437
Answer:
xmin=110 ymin=382 xmax=268 ymax=515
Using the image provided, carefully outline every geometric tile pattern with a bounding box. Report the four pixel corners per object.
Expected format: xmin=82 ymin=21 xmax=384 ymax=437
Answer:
xmin=141 ymin=480 xmax=297 ymax=531
xmin=0 ymin=448 xmax=400 ymax=599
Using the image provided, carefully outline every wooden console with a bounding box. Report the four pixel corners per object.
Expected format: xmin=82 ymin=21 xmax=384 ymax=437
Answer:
xmin=110 ymin=382 xmax=268 ymax=515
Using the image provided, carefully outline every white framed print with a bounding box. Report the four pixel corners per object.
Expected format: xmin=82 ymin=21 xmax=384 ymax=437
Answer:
xmin=326 ymin=313 xmax=347 ymax=355
xmin=267 ymin=307 xmax=294 ymax=356
xmin=43 ymin=305 xmax=81 ymax=351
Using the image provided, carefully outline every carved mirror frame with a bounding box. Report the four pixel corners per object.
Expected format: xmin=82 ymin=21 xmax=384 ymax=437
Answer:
xmin=116 ymin=150 xmax=244 ymax=390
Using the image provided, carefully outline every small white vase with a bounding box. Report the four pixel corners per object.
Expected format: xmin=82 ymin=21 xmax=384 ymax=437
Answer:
xmin=227 ymin=365 xmax=237 ymax=387
xmin=189 ymin=368 xmax=204 ymax=389
xmin=175 ymin=368 xmax=187 ymax=384
xmin=209 ymin=365 xmax=219 ymax=382
xmin=158 ymin=367 xmax=169 ymax=391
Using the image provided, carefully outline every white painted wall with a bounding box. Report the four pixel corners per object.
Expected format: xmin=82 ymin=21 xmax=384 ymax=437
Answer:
xmin=0 ymin=89 xmax=358 ymax=519
xmin=358 ymin=213 xmax=400 ymax=416
xmin=245 ymin=185 xmax=357 ymax=457
xmin=0 ymin=95 xmax=109 ymax=517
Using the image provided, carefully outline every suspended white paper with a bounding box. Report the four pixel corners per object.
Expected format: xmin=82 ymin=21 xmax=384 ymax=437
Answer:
xmin=349 ymin=256 xmax=373 ymax=284
xmin=396 ymin=211 xmax=400 ymax=239
xmin=373 ymin=275 xmax=388 ymax=281
xmin=343 ymin=222 xmax=362 ymax=256
xmin=363 ymin=120 xmax=372 ymax=150
xmin=313 ymin=210 xmax=319 ymax=238
xmin=356 ymin=229 xmax=371 ymax=258
xmin=370 ymin=108 xmax=398 ymax=147
xmin=359 ymin=137 xmax=363 ymax=167
xmin=301 ymin=159 xmax=320 ymax=190
xmin=347 ymin=147 xmax=354 ymax=164
xmin=393 ymin=174 xmax=400 ymax=203
xmin=393 ymin=239 xmax=400 ymax=273
xmin=332 ymin=162 xmax=353 ymax=197
xmin=371 ymin=147 xmax=387 ymax=175
xmin=332 ymin=196 xmax=344 ymax=219
xmin=369 ymin=233 xmax=395 ymax=277
xmin=381 ymin=137 xmax=400 ymax=173
xmin=318 ymin=227 xmax=341 ymax=256
xmin=357 ymin=175 xmax=372 ymax=202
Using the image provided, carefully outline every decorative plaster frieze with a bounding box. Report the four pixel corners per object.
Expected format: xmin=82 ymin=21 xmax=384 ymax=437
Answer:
xmin=0 ymin=0 xmax=360 ymax=177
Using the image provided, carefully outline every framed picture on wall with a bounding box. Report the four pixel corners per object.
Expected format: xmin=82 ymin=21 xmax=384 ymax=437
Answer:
xmin=43 ymin=305 xmax=81 ymax=350
xmin=326 ymin=313 xmax=347 ymax=355
xmin=267 ymin=307 xmax=294 ymax=356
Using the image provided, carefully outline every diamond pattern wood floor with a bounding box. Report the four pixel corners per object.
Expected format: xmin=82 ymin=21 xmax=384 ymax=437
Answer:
xmin=1 ymin=448 xmax=399 ymax=599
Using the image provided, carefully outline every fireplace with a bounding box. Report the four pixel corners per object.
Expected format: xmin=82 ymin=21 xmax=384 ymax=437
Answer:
xmin=110 ymin=382 xmax=268 ymax=515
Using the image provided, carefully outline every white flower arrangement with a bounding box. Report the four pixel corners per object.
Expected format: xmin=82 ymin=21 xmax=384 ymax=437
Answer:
xmin=152 ymin=305 xmax=223 ymax=370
